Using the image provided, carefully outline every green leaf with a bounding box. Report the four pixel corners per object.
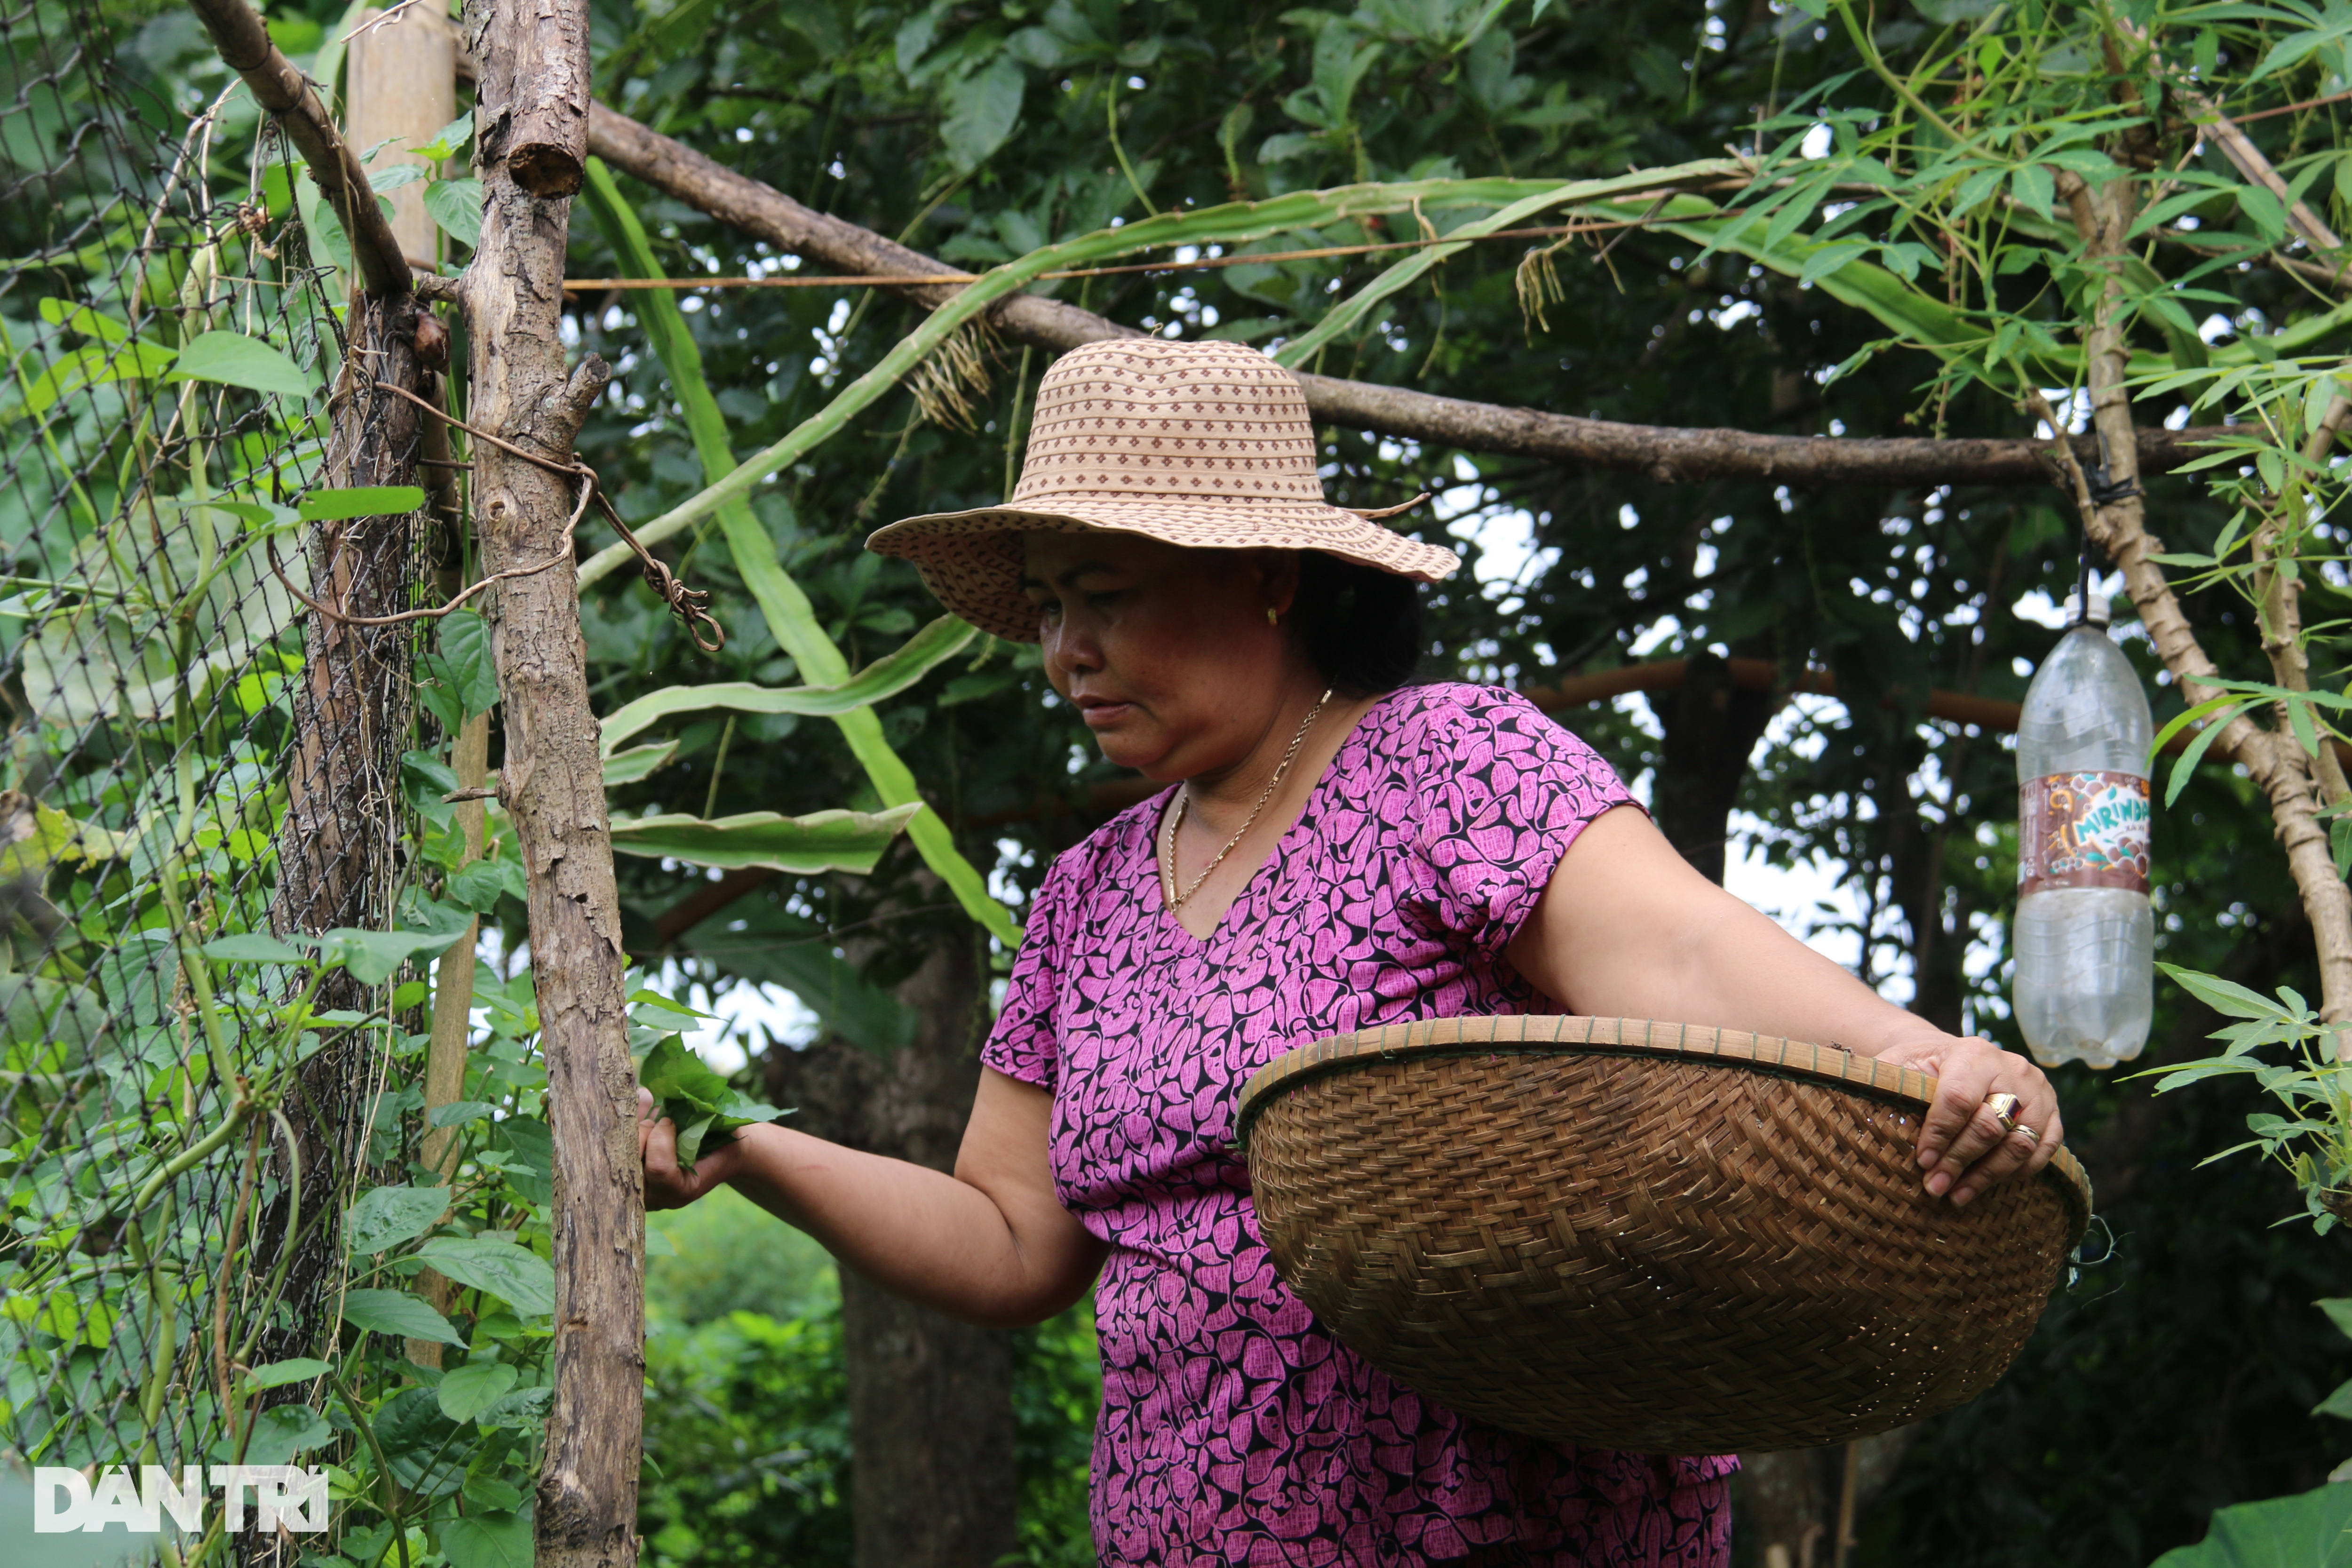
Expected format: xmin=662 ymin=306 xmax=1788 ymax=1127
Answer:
xmin=427 ymin=1100 xmax=500 ymax=1128
xmin=2147 ymin=1480 xmax=2352 ymax=1568
xmin=2165 ymin=700 xmax=2249 ymax=807
xmin=477 ymin=1385 xmax=553 ymax=1429
xmin=598 ymin=615 xmax=979 ymax=754
xmin=2321 ymin=1298 xmax=2352 ymax=1341
xmin=342 ymin=1287 xmax=465 ymax=1346
xmin=1949 ymin=166 xmax=2005 ymax=218
xmin=579 ymin=157 xmax=1032 ymax=943
xmin=403 ymin=748 xmax=463 ymax=831
xmin=38 ymin=296 xmax=131 ymax=344
xmin=440 ymin=1510 xmax=533 ymax=1568
xmin=315 ymin=925 xmax=463 ymax=986
xmin=243 ymin=1403 xmax=333 ymax=1465
xmin=2010 ymin=163 xmax=2057 ymax=222
xmin=202 ymin=932 xmax=311 ymax=965
xmin=1273 ymin=159 xmax=1740 ymax=372
xmin=424 ymin=177 xmax=485 ymax=249
xmin=446 ymin=859 xmax=512 ymax=913
xmin=609 ymin=802 xmax=922 ymax=875
xmin=2315 ymin=1376 xmax=2352 ymax=1419
xmin=369 ymin=163 xmax=426 ymax=193
xmin=165 ymin=330 xmax=314 ymax=398
xmin=414 ymin=1236 xmax=558 ymax=1317
xmin=299 ymin=485 xmax=425 ymax=521
xmin=243 ymin=1357 xmax=333 ymax=1391
xmin=439 ymin=608 xmax=500 ymax=716
xmin=374 ymin=1386 xmax=467 ymax=1495
xmin=941 ymin=57 xmax=1026 ymax=172
xmin=1796 ymin=240 xmax=1871 ymax=289
xmin=2159 ymin=962 xmax=2290 ymax=1021
xmin=640 ymin=1035 xmax=789 ymax=1171
xmin=345 ymin=1184 xmax=451 ymax=1255
xmin=435 ymin=1361 xmax=521 ymax=1423
xmin=412 ymin=111 xmax=473 ymax=162
xmin=2237 ymin=184 xmax=2289 ymax=244
xmin=17 ymin=342 xmax=177 ymax=416
xmin=602 ymin=741 xmax=679 ymax=787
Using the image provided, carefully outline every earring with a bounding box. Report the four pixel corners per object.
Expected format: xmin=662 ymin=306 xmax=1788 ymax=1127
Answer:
xmin=1266 ymin=607 xmax=1280 ymax=626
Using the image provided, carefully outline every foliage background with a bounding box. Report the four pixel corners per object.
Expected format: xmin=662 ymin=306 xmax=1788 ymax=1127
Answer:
xmin=15 ymin=0 xmax=2352 ymax=1563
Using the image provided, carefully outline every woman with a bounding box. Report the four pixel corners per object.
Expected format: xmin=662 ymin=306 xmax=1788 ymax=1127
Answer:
xmin=640 ymin=340 xmax=2062 ymax=1566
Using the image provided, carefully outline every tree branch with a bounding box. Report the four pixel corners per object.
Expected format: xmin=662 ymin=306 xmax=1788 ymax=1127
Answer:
xmin=183 ymin=0 xmax=413 ymax=297
xmin=2050 ymin=167 xmax=2352 ymax=1020
xmin=582 ymin=102 xmax=2226 ymax=489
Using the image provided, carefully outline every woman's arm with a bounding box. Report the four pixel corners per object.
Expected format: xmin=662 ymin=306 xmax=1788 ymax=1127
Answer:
xmin=639 ymin=1067 xmax=1108 ymax=1329
xmin=1503 ymin=804 xmax=2062 ymax=1208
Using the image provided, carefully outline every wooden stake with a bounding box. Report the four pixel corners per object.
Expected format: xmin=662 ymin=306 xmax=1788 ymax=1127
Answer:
xmin=348 ymin=4 xmax=459 ymax=269
xmin=460 ymin=0 xmax=640 ymax=1562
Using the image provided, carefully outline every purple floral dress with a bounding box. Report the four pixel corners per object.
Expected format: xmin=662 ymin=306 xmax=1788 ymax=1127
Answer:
xmin=985 ymin=684 xmax=1738 ymax=1568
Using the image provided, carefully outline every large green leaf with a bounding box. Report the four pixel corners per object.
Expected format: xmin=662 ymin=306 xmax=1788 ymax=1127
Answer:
xmin=373 ymin=1386 xmax=466 ymax=1496
xmin=165 ymin=331 xmax=315 ymax=399
xmin=436 ymin=1361 xmax=521 ymax=1424
xmin=596 ymin=614 xmax=978 ymax=756
xmin=414 ymin=1236 xmax=557 ymax=1317
xmin=440 ymin=1510 xmax=532 ymax=1568
xmin=608 ymin=802 xmax=922 ymax=875
xmin=2150 ymin=1482 xmax=2352 ymax=1568
xmin=580 ymin=158 xmax=1020 ymax=943
xmin=602 ymin=740 xmax=679 ymax=786
xmin=342 ymin=1288 xmax=464 ymax=1346
xmin=17 ymin=342 xmax=176 ymax=416
xmin=240 ymin=1403 xmax=333 ymax=1466
xmin=344 ymin=1185 xmax=451 ymax=1256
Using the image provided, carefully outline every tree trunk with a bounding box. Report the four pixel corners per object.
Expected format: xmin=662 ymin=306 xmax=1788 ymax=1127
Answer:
xmin=1652 ymin=649 xmax=1780 ymax=885
xmin=245 ymin=278 xmax=432 ymax=1418
xmin=460 ymin=1 xmax=641 ymax=1564
xmin=763 ymin=929 xmax=1022 ymax=1568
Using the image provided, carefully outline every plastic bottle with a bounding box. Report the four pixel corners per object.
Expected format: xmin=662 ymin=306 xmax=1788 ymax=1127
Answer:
xmin=2011 ymin=592 xmax=2154 ymax=1068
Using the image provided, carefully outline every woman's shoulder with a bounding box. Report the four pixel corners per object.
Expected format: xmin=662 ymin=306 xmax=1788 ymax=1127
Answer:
xmin=1354 ymin=682 xmax=1625 ymax=799
xmin=1364 ymin=681 xmax=1586 ymax=753
xmin=1029 ymin=785 xmax=1171 ymax=906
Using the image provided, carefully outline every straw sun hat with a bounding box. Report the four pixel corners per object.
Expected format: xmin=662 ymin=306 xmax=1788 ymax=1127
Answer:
xmin=865 ymin=339 xmax=1461 ymax=640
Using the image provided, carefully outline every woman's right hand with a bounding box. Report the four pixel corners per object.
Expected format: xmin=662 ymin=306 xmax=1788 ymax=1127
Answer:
xmin=638 ymin=1085 xmax=748 ymax=1210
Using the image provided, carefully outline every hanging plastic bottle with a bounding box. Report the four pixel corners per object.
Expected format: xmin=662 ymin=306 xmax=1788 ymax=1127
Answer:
xmin=2011 ymin=591 xmax=2154 ymax=1068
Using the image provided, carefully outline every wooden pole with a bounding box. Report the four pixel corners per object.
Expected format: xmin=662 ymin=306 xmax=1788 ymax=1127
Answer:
xmin=459 ymin=1 xmax=641 ymax=1563
xmin=348 ymin=4 xmax=459 ymax=269
xmin=184 ymin=0 xmax=413 ymax=297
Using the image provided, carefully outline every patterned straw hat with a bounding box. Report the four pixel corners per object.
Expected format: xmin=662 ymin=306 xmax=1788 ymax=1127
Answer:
xmin=866 ymin=339 xmax=1460 ymax=640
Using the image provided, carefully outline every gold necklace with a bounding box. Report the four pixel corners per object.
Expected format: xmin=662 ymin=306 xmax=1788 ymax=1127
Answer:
xmin=1160 ymin=689 xmax=1334 ymax=911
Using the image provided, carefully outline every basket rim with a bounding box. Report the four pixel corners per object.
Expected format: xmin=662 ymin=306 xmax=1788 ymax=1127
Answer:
xmin=1234 ymin=1014 xmax=2094 ymax=1223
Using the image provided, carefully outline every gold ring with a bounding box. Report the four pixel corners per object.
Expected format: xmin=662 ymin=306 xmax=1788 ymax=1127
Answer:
xmin=2015 ymin=1123 xmax=2042 ymax=1147
xmin=1983 ymin=1092 xmax=2023 ymax=1136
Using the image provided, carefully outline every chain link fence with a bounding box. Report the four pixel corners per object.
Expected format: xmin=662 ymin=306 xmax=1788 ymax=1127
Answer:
xmin=2 ymin=2 xmax=431 ymax=1558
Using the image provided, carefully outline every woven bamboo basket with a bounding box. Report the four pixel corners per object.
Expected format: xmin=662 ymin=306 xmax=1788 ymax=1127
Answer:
xmin=1234 ymin=1016 xmax=2092 ymax=1455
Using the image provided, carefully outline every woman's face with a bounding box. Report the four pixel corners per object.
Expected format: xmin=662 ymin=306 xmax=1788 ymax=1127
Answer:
xmin=1020 ymin=532 xmax=1306 ymax=779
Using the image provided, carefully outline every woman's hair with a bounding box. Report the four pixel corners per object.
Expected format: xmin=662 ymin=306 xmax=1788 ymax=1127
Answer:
xmin=1290 ymin=551 xmax=1425 ymax=696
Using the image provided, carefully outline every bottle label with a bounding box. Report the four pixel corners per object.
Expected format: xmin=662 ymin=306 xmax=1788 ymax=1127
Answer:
xmin=2019 ymin=771 xmax=2151 ymax=896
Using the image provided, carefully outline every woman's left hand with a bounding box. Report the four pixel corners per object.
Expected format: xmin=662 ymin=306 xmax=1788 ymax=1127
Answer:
xmin=1872 ymin=1035 xmax=2062 ymax=1205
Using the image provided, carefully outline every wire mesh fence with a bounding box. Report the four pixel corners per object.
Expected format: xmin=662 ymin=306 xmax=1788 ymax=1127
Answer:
xmin=2 ymin=2 xmax=437 ymax=1559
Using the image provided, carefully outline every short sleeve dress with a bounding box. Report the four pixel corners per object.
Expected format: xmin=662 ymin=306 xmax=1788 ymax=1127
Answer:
xmin=984 ymin=684 xmax=1737 ymax=1568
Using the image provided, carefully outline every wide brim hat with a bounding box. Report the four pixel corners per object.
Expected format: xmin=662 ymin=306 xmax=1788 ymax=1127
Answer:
xmin=866 ymin=338 xmax=1460 ymax=640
